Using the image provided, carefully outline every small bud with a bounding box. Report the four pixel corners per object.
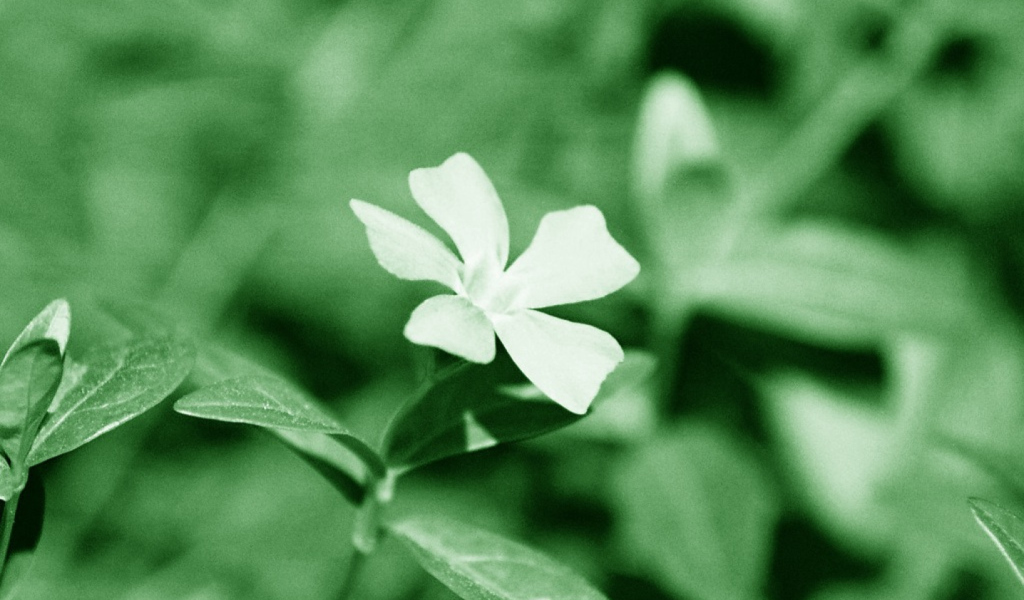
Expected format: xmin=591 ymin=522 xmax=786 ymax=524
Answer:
xmin=633 ymin=73 xmax=720 ymax=203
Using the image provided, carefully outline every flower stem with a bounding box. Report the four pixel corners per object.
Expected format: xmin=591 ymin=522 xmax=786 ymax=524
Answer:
xmin=0 ymin=490 xmax=22 ymax=581
xmin=337 ymin=545 xmax=367 ymax=600
xmin=337 ymin=470 xmax=396 ymax=600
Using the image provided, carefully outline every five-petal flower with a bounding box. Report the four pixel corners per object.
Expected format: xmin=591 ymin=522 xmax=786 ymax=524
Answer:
xmin=351 ymin=153 xmax=640 ymax=414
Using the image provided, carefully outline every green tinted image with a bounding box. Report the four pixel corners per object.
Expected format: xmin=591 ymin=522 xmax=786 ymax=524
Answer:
xmin=2 ymin=0 xmax=1024 ymax=599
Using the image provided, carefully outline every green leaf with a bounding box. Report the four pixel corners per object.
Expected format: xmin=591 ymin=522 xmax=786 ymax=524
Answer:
xmin=174 ymin=375 xmax=385 ymax=491
xmin=382 ymin=353 xmax=583 ymax=471
xmin=391 ymin=514 xmax=607 ymax=600
xmin=179 ymin=372 xmax=360 ymax=430
xmin=0 ymin=300 xmax=70 ymax=364
xmin=269 ymin=428 xmax=375 ymax=505
xmin=695 ymin=223 xmax=986 ymax=347
xmin=969 ymin=498 xmax=1024 ymax=587
xmin=612 ymin=422 xmax=779 ymax=600
xmin=26 ymin=335 xmax=195 ymax=466
xmin=756 ymin=370 xmax=892 ymax=548
xmin=0 ymin=475 xmax=44 ymax=599
xmin=0 ymin=300 xmax=69 ymax=497
xmin=175 ymin=376 xmax=348 ymax=432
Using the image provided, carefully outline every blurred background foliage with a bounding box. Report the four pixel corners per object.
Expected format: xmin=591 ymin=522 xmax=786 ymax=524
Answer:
xmin=3 ymin=0 xmax=1024 ymax=598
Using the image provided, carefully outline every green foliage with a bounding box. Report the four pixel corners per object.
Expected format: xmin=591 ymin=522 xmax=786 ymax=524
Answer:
xmin=176 ymin=376 xmax=356 ymax=434
xmin=391 ymin=514 xmax=607 ymax=600
xmin=174 ymin=372 xmax=384 ymax=503
xmin=970 ymin=498 xmax=1024 ymax=587
xmin=0 ymin=300 xmax=197 ymax=597
xmin=695 ymin=223 xmax=987 ymax=347
xmin=0 ymin=300 xmax=68 ymax=498
xmin=613 ymin=422 xmax=779 ymax=600
xmin=382 ymin=354 xmax=582 ymax=471
xmin=270 ymin=428 xmax=377 ymax=505
xmin=5 ymin=0 xmax=1024 ymax=598
xmin=27 ymin=334 xmax=195 ymax=466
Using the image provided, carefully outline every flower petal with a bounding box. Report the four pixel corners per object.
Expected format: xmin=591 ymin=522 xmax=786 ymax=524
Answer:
xmin=490 ymin=309 xmax=623 ymax=414
xmin=408 ymin=153 xmax=509 ymax=278
xmin=350 ymin=199 xmax=462 ymax=290
xmin=499 ymin=206 xmax=640 ymax=311
xmin=404 ymin=295 xmax=495 ymax=363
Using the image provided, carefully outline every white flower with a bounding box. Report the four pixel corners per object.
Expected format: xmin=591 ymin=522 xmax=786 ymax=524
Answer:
xmin=350 ymin=153 xmax=640 ymax=414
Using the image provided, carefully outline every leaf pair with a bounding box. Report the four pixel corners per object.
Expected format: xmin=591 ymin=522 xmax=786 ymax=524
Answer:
xmin=382 ymin=352 xmax=585 ymax=472
xmin=0 ymin=300 xmax=195 ymax=597
xmin=0 ymin=301 xmax=69 ymax=499
xmin=28 ymin=333 xmax=195 ymax=466
xmin=174 ymin=352 xmax=385 ymax=504
xmin=0 ymin=300 xmax=196 ymax=475
xmin=382 ymin=353 xmax=656 ymax=600
xmin=383 ymin=349 xmax=657 ymax=469
xmin=174 ymin=346 xmax=602 ymax=504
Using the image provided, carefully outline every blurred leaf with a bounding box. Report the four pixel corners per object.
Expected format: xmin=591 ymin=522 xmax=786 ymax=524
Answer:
xmin=0 ymin=300 xmax=69 ymax=498
xmin=630 ymin=69 xmax=737 ymax=329
xmin=270 ymin=428 xmax=374 ymax=505
xmin=27 ymin=334 xmax=194 ymax=466
xmin=613 ymin=422 xmax=779 ymax=600
xmin=174 ymin=375 xmax=385 ymax=489
xmin=633 ymin=73 xmax=720 ymax=206
xmin=887 ymin=1 xmax=1024 ymax=220
xmin=382 ymin=354 xmax=583 ymax=471
xmin=391 ymin=514 xmax=607 ymax=600
xmin=0 ymin=474 xmax=44 ymax=600
xmin=758 ymin=369 xmax=894 ymax=548
xmin=553 ymin=349 xmax=658 ymax=443
xmin=912 ymin=325 xmax=1024 ymax=490
xmin=970 ymin=498 xmax=1024 ymax=587
xmin=696 ymin=223 xmax=987 ymax=347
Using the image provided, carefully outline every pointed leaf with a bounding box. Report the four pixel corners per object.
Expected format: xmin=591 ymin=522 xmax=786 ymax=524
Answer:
xmin=382 ymin=352 xmax=583 ymax=471
xmin=270 ymin=428 xmax=372 ymax=505
xmin=174 ymin=375 xmax=385 ymax=483
xmin=0 ymin=475 xmax=44 ymax=599
xmin=176 ymin=376 xmax=349 ymax=433
xmin=391 ymin=514 xmax=607 ymax=600
xmin=0 ymin=300 xmax=69 ymax=489
xmin=27 ymin=335 xmax=195 ymax=466
xmin=612 ymin=423 xmax=779 ymax=600
xmin=970 ymin=498 xmax=1024 ymax=587
xmin=0 ymin=300 xmax=70 ymax=364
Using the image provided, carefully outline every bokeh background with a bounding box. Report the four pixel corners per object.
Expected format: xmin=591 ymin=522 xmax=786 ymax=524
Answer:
xmin=3 ymin=0 xmax=1024 ymax=598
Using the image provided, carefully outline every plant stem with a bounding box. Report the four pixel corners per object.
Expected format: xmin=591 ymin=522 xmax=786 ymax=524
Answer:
xmin=337 ymin=546 xmax=367 ymax=600
xmin=335 ymin=500 xmax=377 ymax=600
xmin=751 ymin=6 xmax=943 ymax=214
xmin=337 ymin=470 xmax=396 ymax=600
xmin=0 ymin=490 xmax=22 ymax=581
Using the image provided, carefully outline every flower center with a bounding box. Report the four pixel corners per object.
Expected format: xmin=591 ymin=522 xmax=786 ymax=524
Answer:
xmin=463 ymin=265 xmax=514 ymax=315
